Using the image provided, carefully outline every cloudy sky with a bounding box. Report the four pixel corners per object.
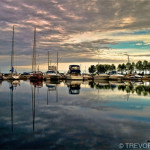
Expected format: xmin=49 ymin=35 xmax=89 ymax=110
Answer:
xmin=0 ymin=0 xmax=150 ymax=72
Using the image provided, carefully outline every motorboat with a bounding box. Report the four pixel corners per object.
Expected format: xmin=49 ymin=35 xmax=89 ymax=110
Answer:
xmin=66 ymin=65 xmax=83 ymax=80
xmin=109 ymin=71 xmax=124 ymax=80
xmin=44 ymin=69 xmax=60 ymax=80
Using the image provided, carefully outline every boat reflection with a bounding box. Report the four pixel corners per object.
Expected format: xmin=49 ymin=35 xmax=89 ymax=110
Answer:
xmin=0 ymin=80 xmax=2 ymax=86
xmin=30 ymin=80 xmax=43 ymax=88
xmin=46 ymin=80 xmax=59 ymax=103
xmin=65 ymin=80 xmax=82 ymax=95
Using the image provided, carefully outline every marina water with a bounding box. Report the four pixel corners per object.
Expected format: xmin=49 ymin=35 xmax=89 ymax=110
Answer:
xmin=0 ymin=80 xmax=150 ymax=149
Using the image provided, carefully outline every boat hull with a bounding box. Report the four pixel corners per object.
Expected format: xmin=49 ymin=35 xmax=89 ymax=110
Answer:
xmin=2 ymin=74 xmax=20 ymax=80
xmin=30 ymin=76 xmax=43 ymax=81
xmin=44 ymin=74 xmax=60 ymax=80
xmin=30 ymin=73 xmax=43 ymax=81
xmin=94 ymin=75 xmax=109 ymax=80
xmin=20 ymin=74 xmax=31 ymax=80
xmin=66 ymin=75 xmax=83 ymax=80
xmin=109 ymin=75 xmax=124 ymax=80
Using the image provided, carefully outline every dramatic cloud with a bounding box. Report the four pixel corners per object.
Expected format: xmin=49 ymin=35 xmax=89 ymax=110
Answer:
xmin=0 ymin=0 xmax=150 ymax=72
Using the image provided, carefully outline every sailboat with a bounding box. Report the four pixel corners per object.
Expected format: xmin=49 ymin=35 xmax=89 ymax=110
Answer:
xmin=30 ymin=27 xmax=43 ymax=81
xmin=3 ymin=26 xmax=20 ymax=80
xmin=44 ymin=51 xmax=60 ymax=80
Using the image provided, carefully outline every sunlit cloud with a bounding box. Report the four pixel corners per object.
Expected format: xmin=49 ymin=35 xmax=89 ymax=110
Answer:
xmin=0 ymin=0 xmax=150 ymax=72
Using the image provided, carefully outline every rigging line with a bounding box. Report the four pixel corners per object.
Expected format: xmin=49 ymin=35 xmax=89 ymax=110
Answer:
xmin=53 ymin=56 xmax=63 ymax=66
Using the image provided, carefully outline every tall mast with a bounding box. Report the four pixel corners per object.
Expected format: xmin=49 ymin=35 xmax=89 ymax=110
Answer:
xmin=57 ymin=52 xmax=58 ymax=74
xmin=32 ymin=27 xmax=36 ymax=72
xmin=48 ymin=51 xmax=50 ymax=70
xmin=11 ymin=26 xmax=15 ymax=73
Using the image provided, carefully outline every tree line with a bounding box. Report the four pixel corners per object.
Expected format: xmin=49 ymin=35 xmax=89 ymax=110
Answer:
xmin=88 ymin=64 xmax=116 ymax=74
xmin=88 ymin=60 xmax=150 ymax=74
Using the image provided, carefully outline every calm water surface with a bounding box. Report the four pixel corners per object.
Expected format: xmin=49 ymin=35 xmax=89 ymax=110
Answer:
xmin=0 ymin=80 xmax=150 ymax=150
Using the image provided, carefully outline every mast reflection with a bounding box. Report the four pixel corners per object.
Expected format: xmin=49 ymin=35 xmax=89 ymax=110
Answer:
xmin=30 ymin=80 xmax=43 ymax=132
xmin=9 ymin=80 xmax=20 ymax=132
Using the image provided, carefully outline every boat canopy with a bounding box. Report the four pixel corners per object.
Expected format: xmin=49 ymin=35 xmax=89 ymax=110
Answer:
xmin=69 ymin=65 xmax=80 ymax=70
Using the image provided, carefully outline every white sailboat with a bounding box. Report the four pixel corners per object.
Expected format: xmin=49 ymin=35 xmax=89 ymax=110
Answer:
xmin=44 ymin=51 xmax=60 ymax=80
xmin=3 ymin=26 xmax=20 ymax=80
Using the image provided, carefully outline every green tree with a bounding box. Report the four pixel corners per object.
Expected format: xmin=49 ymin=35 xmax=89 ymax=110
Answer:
xmin=117 ymin=63 xmax=126 ymax=74
xmin=136 ymin=61 xmax=143 ymax=73
xmin=147 ymin=62 xmax=150 ymax=74
xmin=110 ymin=64 xmax=116 ymax=71
xmin=143 ymin=60 xmax=148 ymax=74
xmin=126 ymin=62 xmax=133 ymax=74
xmin=89 ymin=65 xmax=96 ymax=74
xmin=96 ymin=64 xmax=105 ymax=73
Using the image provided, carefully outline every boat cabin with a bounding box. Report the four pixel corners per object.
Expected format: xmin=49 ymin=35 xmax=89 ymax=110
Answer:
xmin=68 ymin=65 xmax=81 ymax=74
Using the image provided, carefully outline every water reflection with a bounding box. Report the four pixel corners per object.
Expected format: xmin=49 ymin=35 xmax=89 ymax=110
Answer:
xmin=0 ymin=80 xmax=2 ymax=86
xmin=0 ymin=80 xmax=150 ymax=149
xmin=30 ymin=80 xmax=43 ymax=88
xmin=46 ymin=80 xmax=59 ymax=103
xmin=9 ymin=80 xmax=20 ymax=132
xmin=66 ymin=80 xmax=82 ymax=95
xmin=31 ymin=84 xmax=36 ymax=132
xmin=89 ymin=80 xmax=150 ymax=96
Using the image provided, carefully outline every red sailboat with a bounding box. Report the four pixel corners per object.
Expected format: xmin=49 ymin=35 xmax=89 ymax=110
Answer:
xmin=30 ymin=27 xmax=43 ymax=81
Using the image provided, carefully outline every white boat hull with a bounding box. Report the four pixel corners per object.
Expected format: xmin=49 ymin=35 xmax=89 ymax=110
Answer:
xmin=94 ymin=75 xmax=109 ymax=80
xmin=44 ymin=74 xmax=60 ymax=80
xmin=66 ymin=75 xmax=83 ymax=80
xmin=109 ymin=74 xmax=124 ymax=80
xmin=3 ymin=74 xmax=20 ymax=80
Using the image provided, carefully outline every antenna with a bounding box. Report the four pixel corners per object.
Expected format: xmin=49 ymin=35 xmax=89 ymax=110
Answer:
xmin=120 ymin=52 xmax=130 ymax=63
xmin=124 ymin=54 xmax=130 ymax=63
